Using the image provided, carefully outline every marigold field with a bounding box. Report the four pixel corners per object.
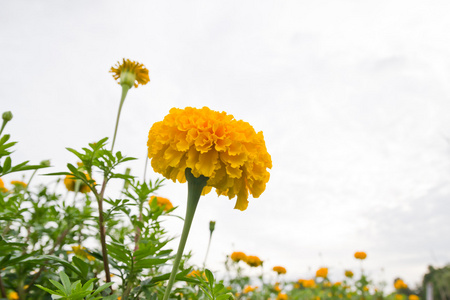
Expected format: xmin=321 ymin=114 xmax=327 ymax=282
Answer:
xmin=0 ymin=59 xmax=442 ymax=300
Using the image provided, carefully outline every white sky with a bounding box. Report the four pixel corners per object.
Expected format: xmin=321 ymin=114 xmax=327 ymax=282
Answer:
xmin=2 ymin=0 xmax=450 ymax=292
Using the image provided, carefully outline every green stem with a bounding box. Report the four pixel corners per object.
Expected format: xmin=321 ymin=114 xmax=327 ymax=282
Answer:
xmin=202 ymin=232 xmax=212 ymax=269
xmin=163 ymin=168 xmax=208 ymax=300
xmin=0 ymin=120 xmax=7 ymax=136
xmin=111 ymin=85 xmax=130 ymax=152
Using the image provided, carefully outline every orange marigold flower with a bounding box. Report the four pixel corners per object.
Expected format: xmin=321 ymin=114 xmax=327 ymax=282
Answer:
xmin=147 ymin=107 xmax=272 ymax=211
xmin=0 ymin=178 xmax=8 ymax=193
xmin=274 ymin=283 xmax=281 ymax=292
xmin=7 ymin=291 xmax=19 ymax=300
xmin=243 ymin=286 xmax=258 ymax=293
xmin=149 ymin=196 xmax=173 ymax=211
xmin=64 ymin=174 xmax=93 ymax=193
xmin=345 ymin=270 xmax=354 ymax=278
xmin=273 ymin=266 xmax=287 ymax=274
xmin=316 ymin=267 xmax=328 ymax=278
xmin=110 ymin=58 xmax=150 ymax=88
xmin=11 ymin=180 xmax=27 ymax=188
xmin=277 ymin=293 xmax=288 ymax=300
xmin=408 ymin=295 xmax=419 ymax=300
xmin=246 ymin=255 xmax=262 ymax=267
xmin=302 ymin=279 xmax=316 ymax=288
xmin=354 ymin=251 xmax=367 ymax=260
xmin=187 ymin=270 xmax=205 ymax=280
xmin=394 ymin=279 xmax=408 ymax=290
xmin=230 ymin=251 xmax=247 ymax=263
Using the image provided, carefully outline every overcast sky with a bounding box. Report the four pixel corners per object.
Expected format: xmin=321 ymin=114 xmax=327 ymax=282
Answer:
xmin=2 ymin=0 xmax=450 ymax=292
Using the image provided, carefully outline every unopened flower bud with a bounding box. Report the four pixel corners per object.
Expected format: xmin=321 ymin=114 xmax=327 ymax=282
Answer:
xmin=40 ymin=160 xmax=51 ymax=167
xmin=2 ymin=111 xmax=12 ymax=122
xmin=209 ymin=221 xmax=216 ymax=234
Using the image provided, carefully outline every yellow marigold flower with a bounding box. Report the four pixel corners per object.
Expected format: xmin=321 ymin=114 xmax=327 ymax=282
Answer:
xmin=64 ymin=174 xmax=93 ymax=193
xmin=345 ymin=270 xmax=354 ymax=278
xmin=246 ymin=255 xmax=262 ymax=267
xmin=316 ymin=267 xmax=328 ymax=278
xmin=243 ymin=286 xmax=257 ymax=293
xmin=7 ymin=291 xmax=19 ymax=300
xmin=149 ymin=196 xmax=173 ymax=211
xmin=187 ymin=270 xmax=205 ymax=279
xmin=303 ymin=279 xmax=316 ymax=288
xmin=274 ymin=284 xmax=281 ymax=292
xmin=354 ymin=251 xmax=367 ymax=260
xmin=277 ymin=293 xmax=288 ymax=300
xmin=273 ymin=266 xmax=287 ymax=274
xmin=67 ymin=245 xmax=95 ymax=261
xmin=118 ymin=297 xmax=122 ymax=300
xmin=11 ymin=180 xmax=27 ymax=188
xmin=147 ymin=107 xmax=272 ymax=211
xmin=230 ymin=251 xmax=247 ymax=263
xmin=110 ymin=58 xmax=150 ymax=88
xmin=0 ymin=178 xmax=8 ymax=193
xmin=363 ymin=286 xmax=369 ymax=292
xmin=394 ymin=279 xmax=408 ymax=290
xmin=409 ymin=295 xmax=419 ymax=300
xmin=395 ymin=295 xmax=404 ymax=300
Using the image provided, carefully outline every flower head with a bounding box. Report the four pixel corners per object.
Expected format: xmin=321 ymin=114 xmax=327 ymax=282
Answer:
xmin=11 ymin=180 xmax=27 ymax=188
xmin=345 ymin=270 xmax=354 ymax=278
xmin=302 ymin=279 xmax=316 ymax=288
xmin=110 ymin=58 xmax=150 ymax=89
xmin=64 ymin=174 xmax=92 ymax=193
xmin=149 ymin=196 xmax=173 ymax=211
xmin=230 ymin=251 xmax=247 ymax=263
xmin=354 ymin=251 xmax=367 ymax=260
xmin=408 ymin=295 xmax=419 ymax=300
xmin=316 ymin=267 xmax=328 ymax=278
xmin=7 ymin=291 xmax=19 ymax=300
xmin=243 ymin=286 xmax=258 ymax=293
xmin=277 ymin=293 xmax=288 ymax=300
xmin=147 ymin=107 xmax=272 ymax=211
xmin=394 ymin=279 xmax=408 ymax=290
xmin=67 ymin=245 xmax=95 ymax=261
xmin=273 ymin=266 xmax=287 ymax=274
xmin=246 ymin=255 xmax=262 ymax=267
xmin=0 ymin=178 xmax=8 ymax=193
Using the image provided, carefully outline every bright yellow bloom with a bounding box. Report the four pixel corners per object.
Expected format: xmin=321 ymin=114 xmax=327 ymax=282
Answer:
xmin=230 ymin=251 xmax=247 ymax=263
xmin=303 ymin=279 xmax=316 ymax=288
xmin=274 ymin=283 xmax=281 ymax=292
xmin=395 ymin=295 xmax=404 ymax=300
xmin=277 ymin=293 xmax=288 ymax=300
xmin=394 ymin=279 xmax=408 ymax=290
xmin=408 ymin=295 xmax=419 ymax=300
xmin=0 ymin=178 xmax=8 ymax=193
xmin=243 ymin=286 xmax=258 ymax=293
xmin=316 ymin=267 xmax=328 ymax=278
xmin=11 ymin=180 xmax=27 ymax=188
xmin=345 ymin=270 xmax=354 ymax=278
xmin=7 ymin=291 xmax=19 ymax=300
xmin=110 ymin=58 xmax=150 ymax=88
xmin=67 ymin=245 xmax=95 ymax=261
xmin=273 ymin=266 xmax=287 ymax=274
xmin=149 ymin=196 xmax=173 ymax=211
xmin=147 ymin=107 xmax=272 ymax=211
xmin=246 ymin=255 xmax=262 ymax=267
xmin=64 ymin=174 xmax=93 ymax=193
xmin=363 ymin=286 xmax=369 ymax=292
xmin=187 ymin=270 xmax=205 ymax=279
xmin=354 ymin=251 xmax=367 ymax=260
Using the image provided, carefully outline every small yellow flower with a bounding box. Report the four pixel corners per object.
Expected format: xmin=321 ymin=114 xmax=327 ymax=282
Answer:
xmin=408 ymin=295 xmax=419 ymax=300
xmin=274 ymin=284 xmax=281 ymax=292
xmin=0 ymin=178 xmax=8 ymax=193
xmin=345 ymin=270 xmax=354 ymax=278
xmin=64 ymin=174 xmax=93 ymax=193
xmin=395 ymin=295 xmax=404 ymax=300
xmin=334 ymin=282 xmax=342 ymax=287
xmin=230 ymin=251 xmax=247 ymax=263
xmin=273 ymin=266 xmax=287 ymax=274
xmin=67 ymin=245 xmax=95 ymax=261
xmin=246 ymin=255 xmax=262 ymax=267
xmin=354 ymin=252 xmax=367 ymax=260
xmin=316 ymin=267 xmax=328 ymax=278
xmin=277 ymin=293 xmax=288 ymax=300
xmin=11 ymin=180 xmax=27 ymax=188
xmin=149 ymin=196 xmax=174 ymax=211
xmin=294 ymin=283 xmax=300 ymax=289
xmin=147 ymin=107 xmax=272 ymax=211
xmin=363 ymin=286 xmax=369 ymax=292
xmin=243 ymin=286 xmax=258 ymax=293
xmin=110 ymin=58 xmax=150 ymax=89
xmin=7 ymin=291 xmax=19 ymax=300
xmin=187 ymin=270 xmax=205 ymax=279
xmin=394 ymin=279 xmax=408 ymax=290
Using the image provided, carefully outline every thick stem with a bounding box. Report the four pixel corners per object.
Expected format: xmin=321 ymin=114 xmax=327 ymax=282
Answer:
xmin=162 ymin=169 xmax=208 ymax=300
xmin=97 ymin=185 xmax=111 ymax=283
xmin=111 ymin=86 xmax=130 ymax=152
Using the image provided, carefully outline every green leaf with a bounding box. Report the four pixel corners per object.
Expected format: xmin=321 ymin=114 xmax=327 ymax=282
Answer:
xmin=91 ymin=282 xmax=113 ymax=297
xmin=59 ymin=271 xmax=72 ymax=294
xmin=72 ymin=256 xmax=89 ymax=278
xmin=35 ymin=284 xmax=65 ymax=296
xmin=134 ymin=258 xmax=169 ymax=270
xmin=49 ymin=279 xmax=67 ymax=295
xmin=3 ymin=156 xmax=11 ymax=173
